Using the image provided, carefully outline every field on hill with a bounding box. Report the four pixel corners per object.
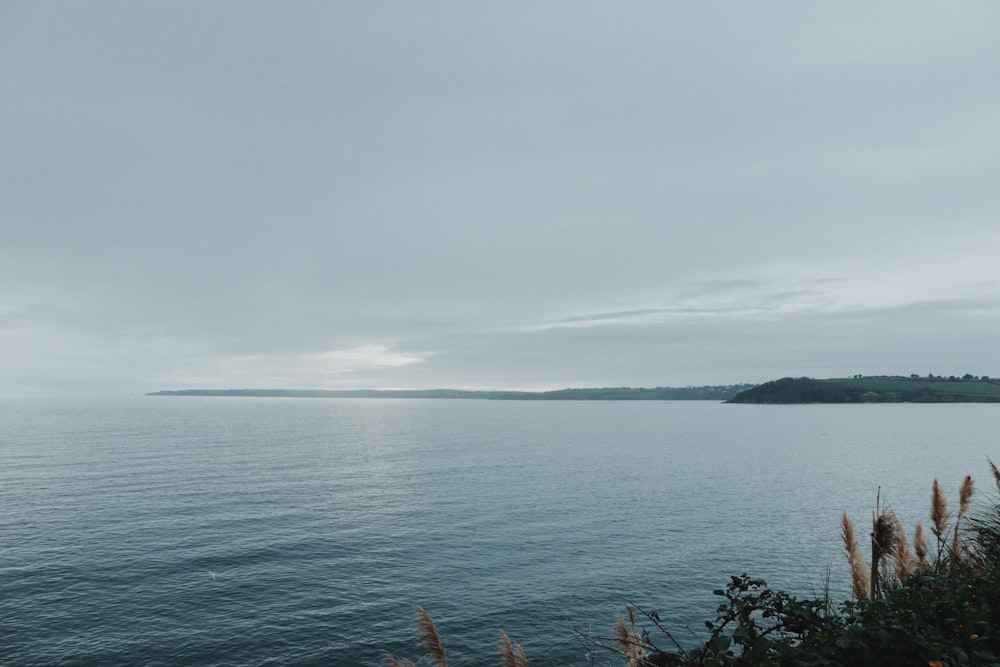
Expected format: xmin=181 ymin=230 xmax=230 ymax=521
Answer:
xmin=730 ymin=375 xmax=1000 ymax=403
xmin=827 ymin=376 xmax=1000 ymax=398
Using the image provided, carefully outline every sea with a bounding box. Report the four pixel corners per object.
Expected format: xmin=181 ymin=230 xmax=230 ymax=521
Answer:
xmin=2 ymin=397 xmax=998 ymax=666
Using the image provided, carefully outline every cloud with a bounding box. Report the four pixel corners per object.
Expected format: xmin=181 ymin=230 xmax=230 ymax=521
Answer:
xmin=2 ymin=3 xmax=1000 ymax=393
xmin=155 ymin=345 xmax=432 ymax=389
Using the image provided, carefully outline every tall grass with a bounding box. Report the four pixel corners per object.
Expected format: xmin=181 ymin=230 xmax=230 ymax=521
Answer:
xmin=385 ymin=461 xmax=1000 ymax=666
xmin=383 ymin=606 xmax=527 ymax=667
xmin=839 ymin=473 xmax=985 ymax=601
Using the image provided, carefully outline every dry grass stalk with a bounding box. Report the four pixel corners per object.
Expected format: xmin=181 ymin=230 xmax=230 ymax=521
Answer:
xmin=950 ymin=530 xmax=966 ymax=563
xmin=515 ymin=643 xmax=528 ymax=667
xmin=844 ymin=472 xmax=981 ymax=599
xmin=951 ymin=475 xmax=977 ymax=562
xmin=417 ymin=606 xmax=448 ymax=667
xmin=893 ymin=517 xmax=913 ymax=584
xmin=959 ymin=475 xmax=975 ymax=518
xmin=871 ymin=507 xmax=900 ymax=598
xmin=614 ymin=610 xmax=646 ymax=667
xmin=500 ymin=631 xmax=528 ymax=667
xmin=387 ymin=606 xmax=527 ymax=667
xmin=931 ymin=479 xmax=950 ymax=541
xmin=841 ymin=512 xmax=870 ymax=599
xmin=989 ymin=458 xmax=1000 ymax=492
xmin=382 ymin=654 xmax=416 ymax=667
xmin=914 ymin=521 xmax=929 ymax=568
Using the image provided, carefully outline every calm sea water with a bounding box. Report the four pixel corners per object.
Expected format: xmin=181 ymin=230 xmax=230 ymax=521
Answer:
xmin=2 ymin=397 xmax=998 ymax=666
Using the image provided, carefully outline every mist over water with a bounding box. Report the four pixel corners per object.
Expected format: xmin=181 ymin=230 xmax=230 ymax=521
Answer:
xmin=2 ymin=398 xmax=997 ymax=665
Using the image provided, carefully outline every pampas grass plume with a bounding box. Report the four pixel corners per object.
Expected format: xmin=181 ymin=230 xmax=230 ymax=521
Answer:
xmin=894 ymin=516 xmax=913 ymax=584
xmin=417 ymin=606 xmax=448 ymax=667
xmin=382 ymin=654 xmax=416 ymax=667
xmin=914 ymin=521 xmax=929 ymax=567
xmin=931 ymin=479 xmax=949 ymax=540
xmin=614 ymin=611 xmax=645 ymax=667
xmin=841 ymin=512 xmax=870 ymax=599
xmin=500 ymin=631 xmax=527 ymax=667
xmin=959 ymin=475 xmax=975 ymax=518
xmin=871 ymin=508 xmax=900 ymax=598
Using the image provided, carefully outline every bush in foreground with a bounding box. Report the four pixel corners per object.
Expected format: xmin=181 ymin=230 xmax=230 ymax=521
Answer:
xmin=385 ymin=463 xmax=1000 ymax=667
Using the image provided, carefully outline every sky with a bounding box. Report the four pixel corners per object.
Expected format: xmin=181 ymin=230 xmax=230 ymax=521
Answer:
xmin=2 ymin=2 xmax=999 ymax=395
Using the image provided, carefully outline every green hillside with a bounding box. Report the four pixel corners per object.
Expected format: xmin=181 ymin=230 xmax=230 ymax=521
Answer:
xmin=729 ymin=375 xmax=1000 ymax=403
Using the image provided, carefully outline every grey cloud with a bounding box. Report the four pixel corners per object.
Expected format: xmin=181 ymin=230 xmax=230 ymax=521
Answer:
xmin=2 ymin=2 xmax=999 ymax=393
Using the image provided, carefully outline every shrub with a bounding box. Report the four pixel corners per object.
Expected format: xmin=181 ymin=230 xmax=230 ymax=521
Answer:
xmin=385 ymin=463 xmax=1000 ymax=666
xmin=608 ymin=464 xmax=1000 ymax=666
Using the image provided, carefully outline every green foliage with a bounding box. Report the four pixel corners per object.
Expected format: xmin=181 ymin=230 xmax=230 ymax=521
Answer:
xmin=623 ymin=499 xmax=1000 ymax=667
xmin=729 ymin=376 xmax=1000 ymax=403
xmin=824 ymin=572 xmax=1000 ymax=667
xmin=918 ymin=381 xmax=1000 ymax=396
xmin=387 ymin=474 xmax=1000 ymax=667
xmin=626 ymin=567 xmax=1000 ymax=667
xmin=678 ymin=575 xmax=839 ymax=666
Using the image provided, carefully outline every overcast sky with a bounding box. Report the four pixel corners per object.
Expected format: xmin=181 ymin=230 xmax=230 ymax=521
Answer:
xmin=2 ymin=2 xmax=999 ymax=395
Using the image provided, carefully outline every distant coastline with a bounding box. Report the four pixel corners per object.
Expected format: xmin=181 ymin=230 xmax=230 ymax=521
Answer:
xmin=727 ymin=375 xmax=1000 ymax=404
xmin=147 ymin=385 xmax=756 ymax=401
xmin=149 ymin=376 xmax=1000 ymax=403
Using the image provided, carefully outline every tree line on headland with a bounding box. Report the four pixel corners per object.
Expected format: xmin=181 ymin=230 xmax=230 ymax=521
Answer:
xmin=727 ymin=375 xmax=1000 ymax=404
xmin=149 ymin=375 xmax=1000 ymax=404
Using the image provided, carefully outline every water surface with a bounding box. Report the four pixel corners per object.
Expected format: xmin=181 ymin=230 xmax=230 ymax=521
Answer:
xmin=2 ymin=398 xmax=997 ymax=665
